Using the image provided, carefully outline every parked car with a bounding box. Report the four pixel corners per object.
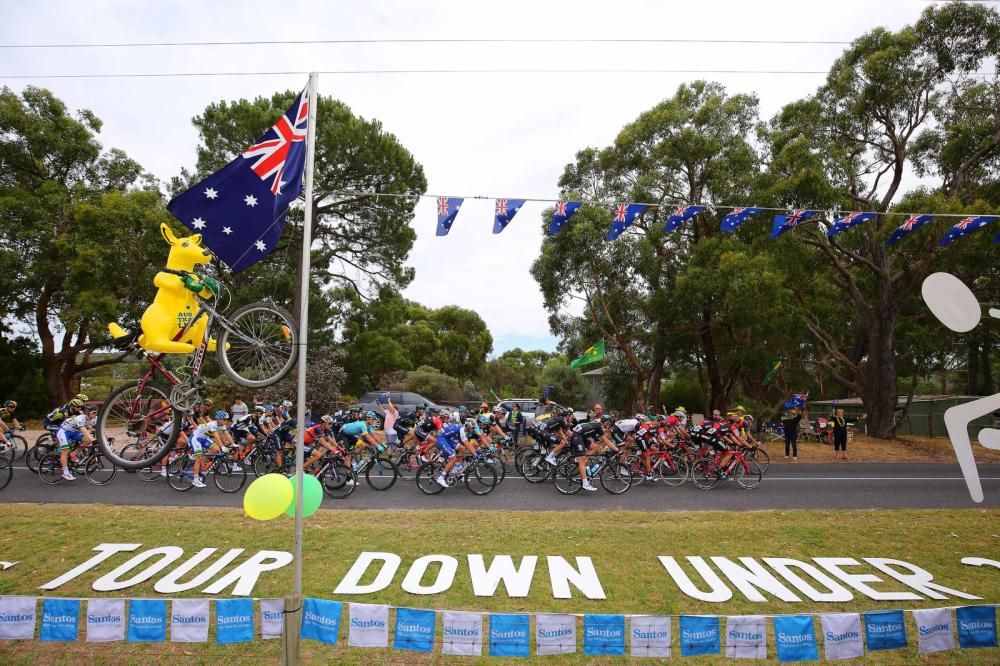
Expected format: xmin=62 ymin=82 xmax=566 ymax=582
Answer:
xmin=355 ymin=391 xmax=443 ymax=427
xmin=493 ymin=398 xmax=589 ymax=427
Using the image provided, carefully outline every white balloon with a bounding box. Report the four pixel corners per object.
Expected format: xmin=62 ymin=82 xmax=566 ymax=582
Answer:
xmin=921 ymin=272 xmax=980 ymax=332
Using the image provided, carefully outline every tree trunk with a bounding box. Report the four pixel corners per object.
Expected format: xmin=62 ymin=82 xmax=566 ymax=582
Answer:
xmin=981 ymin=335 xmax=994 ymax=395
xmin=861 ymin=302 xmax=899 ymax=439
xmin=698 ymin=305 xmax=725 ymax=411
xmin=645 ymin=321 xmax=669 ymax=407
xmin=967 ymin=334 xmax=980 ymax=395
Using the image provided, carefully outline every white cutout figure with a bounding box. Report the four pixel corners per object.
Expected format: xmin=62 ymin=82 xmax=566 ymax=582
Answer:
xmin=921 ymin=272 xmax=1000 ymax=503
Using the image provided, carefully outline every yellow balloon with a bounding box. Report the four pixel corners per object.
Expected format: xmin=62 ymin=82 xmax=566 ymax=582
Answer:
xmin=244 ymin=473 xmax=294 ymax=521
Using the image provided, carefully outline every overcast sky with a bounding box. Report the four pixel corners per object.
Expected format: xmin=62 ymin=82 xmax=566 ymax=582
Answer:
xmin=1 ymin=0 xmax=941 ymax=354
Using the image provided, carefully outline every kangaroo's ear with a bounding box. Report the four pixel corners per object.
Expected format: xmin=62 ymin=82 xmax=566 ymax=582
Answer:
xmin=160 ymin=223 xmax=178 ymax=245
xmin=190 ymin=234 xmax=203 ymax=246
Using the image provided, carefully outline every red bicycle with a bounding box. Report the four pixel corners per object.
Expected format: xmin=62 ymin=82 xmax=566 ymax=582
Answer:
xmin=691 ymin=445 xmax=764 ymax=490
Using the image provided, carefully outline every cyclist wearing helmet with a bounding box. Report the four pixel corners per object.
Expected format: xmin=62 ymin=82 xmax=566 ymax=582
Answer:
xmin=55 ymin=403 xmax=97 ymax=481
xmin=433 ymin=418 xmax=482 ymax=488
xmin=43 ymin=394 xmax=87 ymax=433
xmin=230 ymin=407 xmax=263 ymax=465
xmin=477 ymin=412 xmax=504 ymax=440
xmin=189 ymin=410 xmax=231 ymax=488
xmin=337 ymin=410 xmax=381 ymax=469
xmin=569 ymin=415 xmax=619 ymax=492
xmin=0 ymin=400 xmax=22 ymax=450
xmin=541 ymin=410 xmax=576 ymax=465
xmin=302 ymin=415 xmax=338 ymax=470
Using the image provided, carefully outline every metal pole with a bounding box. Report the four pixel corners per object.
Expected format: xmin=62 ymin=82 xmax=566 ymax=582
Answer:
xmin=284 ymin=71 xmax=318 ymax=666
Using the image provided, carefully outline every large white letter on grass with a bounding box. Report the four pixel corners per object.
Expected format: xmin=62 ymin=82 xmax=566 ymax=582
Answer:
xmin=202 ymin=550 xmax=293 ymax=596
xmin=41 ymin=543 xmax=141 ymax=590
xmin=814 ymin=557 xmax=920 ymax=601
xmin=334 ymin=552 xmax=402 ymax=595
xmin=402 ymin=555 xmax=458 ymax=595
xmin=864 ymin=558 xmax=980 ymax=600
xmin=763 ymin=558 xmax=853 ymax=602
xmin=659 ymin=556 xmax=732 ymax=602
xmin=710 ymin=557 xmax=801 ymax=602
xmin=154 ymin=548 xmax=246 ymax=594
xmin=468 ymin=555 xmax=537 ymax=598
xmin=92 ymin=546 xmax=185 ymax=591
xmin=547 ymin=556 xmax=606 ymax=600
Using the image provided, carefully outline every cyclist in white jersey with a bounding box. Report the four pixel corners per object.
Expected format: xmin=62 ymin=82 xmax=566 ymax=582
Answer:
xmin=190 ymin=410 xmax=231 ymax=488
xmin=56 ymin=406 xmax=96 ymax=481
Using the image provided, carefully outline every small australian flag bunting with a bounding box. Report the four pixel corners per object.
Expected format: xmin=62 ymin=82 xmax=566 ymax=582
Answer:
xmin=550 ymin=200 xmax=582 ymax=235
xmin=435 ymin=197 xmax=464 ymax=236
xmin=663 ymin=205 xmax=705 ymax=232
xmin=720 ymin=207 xmax=764 ymax=232
xmin=167 ymin=87 xmax=309 ymax=273
xmin=827 ymin=211 xmax=877 ymax=238
xmin=493 ymin=198 xmax=526 ymax=234
xmin=771 ymin=209 xmax=818 ymax=239
xmin=938 ymin=215 xmax=998 ymax=246
xmin=607 ymin=202 xmax=647 ymax=240
xmin=885 ymin=214 xmax=933 ymax=246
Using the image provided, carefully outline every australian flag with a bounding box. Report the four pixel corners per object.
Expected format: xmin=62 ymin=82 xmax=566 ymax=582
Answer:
xmin=885 ymin=214 xmax=933 ymax=246
xmin=784 ymin=391 xmax=809 ymax=409
xmin=827 ymin=211 xmax=877 ymax=238
xmin=939 ymin=215 xmax=998 ymax=246
xmin=720 ymin=207 xmax=764 ymax=232
xmin=435 ymin=197 xmax=464 ymax=236
xmin=167 ymin=88 xmax=309 ymax=273
xmin=550 ymin=200 xmax=582 ymax=235
xmin=771 ymin=209 xmax=818 ymax=239
xmin=606 ymin=202 xmax=647 ymax=240
xmin=663 ymin=205 xmax=705 ymax=232
xmin=493 ymin=198 xmax=526 ymax=234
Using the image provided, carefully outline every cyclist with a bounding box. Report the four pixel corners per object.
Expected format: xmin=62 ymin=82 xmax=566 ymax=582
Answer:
xmin=434 ymin=417 xmax=481 ymax=488
xmin=337 ymin=411 xmax=381 ymax=469
xmin=229 ymin=409 xmax=261 ymax=466
xmin=413 ymin=407 xmax=442 ymax=461
xmin=672 ymin=406 xmax=689 ymax=428
xmin=42 ymin=394 xmax=88 ymax=433
xmin=541 ymin=410 xmax=576 ymax=464
xmin=0 ymin=400 xmax=23 ymax=451
xmin=189 ymin=410 xmax=232 ymax=488
xmin=302 ymin=416 xmax=338 ymax=470
xmin=55 ymin=404 xmax=97 ymax=481
xmin=478 ymin=413 xmax=505 ymax=440
xmin=568 ymin=415 xmax=619 ymax=492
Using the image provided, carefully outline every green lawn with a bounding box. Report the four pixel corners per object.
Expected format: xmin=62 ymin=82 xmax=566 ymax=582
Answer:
xmin=0 ymin=504 xmax=997 ymax=664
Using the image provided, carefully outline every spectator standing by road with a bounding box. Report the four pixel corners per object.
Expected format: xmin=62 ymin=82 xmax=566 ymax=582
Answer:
xmin=781 ymin=407 xmax=803 ymax=461
xmin=508 ymin=403 xmax=524 ymax=444
xmin=380 ymin=394 xmax=399 ymax=447
xmin=231 ymin=398 xmax=248 ymax=420
xmin=832 ymin=408 xmax=848 ymax=460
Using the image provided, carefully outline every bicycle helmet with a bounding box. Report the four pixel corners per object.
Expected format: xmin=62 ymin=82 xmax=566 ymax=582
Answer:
xmin=254 ymin=405 xmax=265 ymax=413
xmin=477 ymin=414 xmax=491 ymax=426
xmin=458 ymin=405 xmax=469 ymax=416
xmin=365 ymin=411 xmax=377 ymax=419
xmin=599 ymin=414 xmax=613 ymax=425
xmin=4 ymin=400 xmax=16 ymax=409
xmin=70 ymin=398 xmax=85 ymax=408
xmin=282 ymin=400 xmax=293 ymax=408
xmin=75 ymin=393 xmax=89 ymax=402
xmin=464 ymin=418 xmax=477 ymax=429
xmin=321 ymin=414 xmax=333 ymax=424
xmin=202 ymin=398 xmax=214 ymax=408
xmin=449 ymin=411 xmax=461 ymax=424
xmin=214 ymin=410 xmax=230 ymax=420
xmin=264 ymin=404 xmax=274 ymax=412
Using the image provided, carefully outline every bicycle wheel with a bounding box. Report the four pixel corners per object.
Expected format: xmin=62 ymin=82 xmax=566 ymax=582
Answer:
xmin=486 ymin=454 xmax=506 ymax=485
xmin=0 ymin=458 xmax=11 ymax=490
xmin=518 ymin=450 xmax=552 ymax=483
xmin=7 ymin=435 xmax=27 ymax=462
xmin=416 ymin=460 xmax=446 ymax=495
xmin=599 ymin=459 xmax=633 ymax=495
xmin=25 ymin=444 xmax=51 ymax=474
xmin=656 ymin=455 xmax=690 ymax=487
xmin=691 ymin=458 xmax=721 ymax=490
xmin=464 ymin=461 xmax=498 ymax=495
xmin=364 ymin=456 xmax=398 ymax=491
xmin=735 ymin=459 xmax=764 ymax=489
xmin=213 ymin=458 xmax=248 ymax=493
xmin=319 ymin=461 xmax=356 ymax=499
xmin=216 ymin=301 xmax=298 ymax=388
xmin=97 ymin=381 xmax=179 ymax=470
xmin=393 ymin=449 xmax=422 ymax=481
xmin=37 ymin=451 xmax=64 ymax=485
xmin=167 ymin=456 xmax=195 ymax=491
xmin=85 ymin=452 xmax=117 ymax=486
xmin=748 ymin=447 xmax=770 ymax=472
xmin=622 ymin=454 xmax=646 ymax=486
xmin=553 ymin=460 xmax=582 ymax=495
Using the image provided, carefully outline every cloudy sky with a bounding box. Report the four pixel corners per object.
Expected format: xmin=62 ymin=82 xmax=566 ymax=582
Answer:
xmin=1 ymin=0 xmax=942 ymax=354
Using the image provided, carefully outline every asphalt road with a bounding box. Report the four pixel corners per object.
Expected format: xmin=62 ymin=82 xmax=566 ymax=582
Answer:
xmin=1 ymin=462 xmax=998 ymax=511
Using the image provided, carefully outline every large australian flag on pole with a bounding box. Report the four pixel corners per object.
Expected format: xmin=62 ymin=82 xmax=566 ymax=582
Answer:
xmin=168 ymin=87 xmax=309 ymax=273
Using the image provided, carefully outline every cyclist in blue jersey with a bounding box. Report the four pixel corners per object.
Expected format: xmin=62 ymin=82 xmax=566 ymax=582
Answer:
xmin=337 ymin=411 xmax=381 ymax=469
xmin=189 ymin=410 xmax=231 ymax=488
xmin=434 ymin=418 xmax=487 ymax=488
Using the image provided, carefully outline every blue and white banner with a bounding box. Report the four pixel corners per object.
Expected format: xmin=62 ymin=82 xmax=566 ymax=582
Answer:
xmin=957 ymin=605 xmax=998 ymax=649
xmin=127 ymin=599 xmax=166 ymax=643
xmin=40 ymin=598 xmax=79 ymax=642
xmin=774 ymin=614 xmax=819 ymax=662
xmin=489 ymin=613 xmax=529 ymax=657
xmin=535 ymin=613 xmax=575 ymax=655
xmin=864 ymin=609 xmax=907 ymax=651
xmin=259 ymin=598 xmax=284 ymax=640
xmin=86 ymin=598 xmax=125 ymax=643
xmin=679 ymin=615 xmax=720 ymax=656
xmin=393 ymin=607 xmax=435 ymax=653
xmin=913 ymin=607 xmax=954 ymax=654
xmin=171 ymin=599 xmax=209 ymax=643
xmin=301 ymin=598 xmax=342 ymax=645
xmin=725 ymin=614 xmax=766 ymax=659
xmin=0 ymin=596 xmax=36 ymax=640
xmin=442 ymin=610 xmax=482 ymax=656
xmin=630 ymin=615 xmax=671 ymax=658
xmin=348 ymin=602 xmax=389 ymax=648
xmin=583 ymin=614 xmax=625 ymax=656
xmin=820 ymin=612 xmax=863 ymax=660
xmin=216 ymin=598 xmax=254 ymax=644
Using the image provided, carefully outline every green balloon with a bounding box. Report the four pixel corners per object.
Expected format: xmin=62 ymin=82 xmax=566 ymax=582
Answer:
xmin=243 ymin=473 xmax=294 ymax=521
xmin=284 ymin=474 xmax=324 ymax=518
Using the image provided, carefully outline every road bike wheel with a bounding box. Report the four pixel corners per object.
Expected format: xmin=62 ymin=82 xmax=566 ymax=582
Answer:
xmin=37 ymin=451 xmax=64 ymax=485
xmin=553 ymin=460 xmax=582 ymax=495
xmin=464 ymin=461 xmax=498 ymax=495
xmin=0 ymin=458 xmax=11 ymax=490
xmin=748 ymin=447 xmax=770 ymax=472
xmin=6 ymin=435 xmax=28 ymax=461
xmin=25 ymin=444 xmax=52 ymax=474
xmin=393 ymin=450 xmax=422 ymax=481
xmin=216 ymin=301 xmax=299 ymax=388
xmin=518 ymin=450 xmax=553 ymax=483
xmin=599 ymin=459 xmax=633 ymax=495
xmin=213 ymin=458 xmax=248 ymax=493
xmin=97 ymin=381 xmax=179 ymax=470
xmin=167 ymin=456 xmax=195 ymax=491
xmin=320 ymin=461 xmax=356 ymax=499
xmin=484 ymin=454 xmax=506 ymax=485
xmin=622 ymin=454 xmax=645 ymax=486
xmin=691 ymin=458 xmax=721 ymax=490
xmin=85 ymin=452 xmax=117 ymax=486
xmin=119 ymin=443 xmax=159 ymax=481
xmin=735 ymin=459 xmax=764 ymax=489
xmin=416 ymin=460 xmax=446 ymax=495
xmin=657 ymin=455 xmax=690 ymax=487
xmin=364 ymin=456 xmax=398 ymax=491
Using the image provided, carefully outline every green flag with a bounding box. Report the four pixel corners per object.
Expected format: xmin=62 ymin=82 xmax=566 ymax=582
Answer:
xmin=762 ymin=357 xmax=782 ymax=385
xmin=570 ymin=339 xmax=605 ymax=369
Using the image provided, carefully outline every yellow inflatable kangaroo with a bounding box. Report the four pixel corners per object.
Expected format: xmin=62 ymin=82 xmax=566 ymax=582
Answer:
xmin=110 ymin=223 xmax=218 ymax=354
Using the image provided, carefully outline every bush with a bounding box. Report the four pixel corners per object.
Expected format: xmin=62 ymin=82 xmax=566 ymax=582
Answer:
xmin=659 ymin=377 xmax=704 ymax=414
xmin=403 ymin=366 xmax=463 ymax=402
xmin=534 ymin=359 xmax=588 ymax=409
